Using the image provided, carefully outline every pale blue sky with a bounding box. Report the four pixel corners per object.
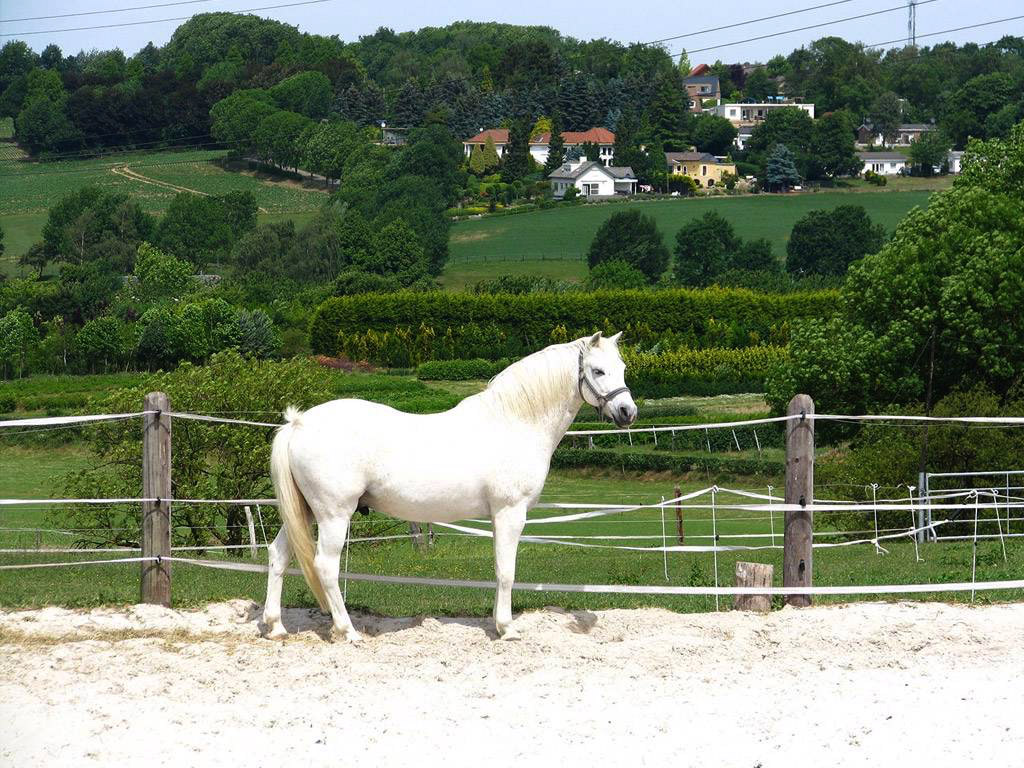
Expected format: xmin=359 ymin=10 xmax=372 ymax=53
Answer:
xmin=2 ymin=0 xmax=1021 ymax=63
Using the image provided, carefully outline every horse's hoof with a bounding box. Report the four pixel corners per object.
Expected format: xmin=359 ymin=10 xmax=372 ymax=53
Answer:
xmin=497 ymin=625 xmax=521 ymax=641
xmin=331 ymin=627 xmax=362 ymax=644
xmin=264 ymin=622 xmax=287 ymax=640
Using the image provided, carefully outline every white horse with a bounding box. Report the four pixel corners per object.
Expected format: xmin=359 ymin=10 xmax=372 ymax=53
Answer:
xmin=262 ymin=332 xmax=637 ymax=641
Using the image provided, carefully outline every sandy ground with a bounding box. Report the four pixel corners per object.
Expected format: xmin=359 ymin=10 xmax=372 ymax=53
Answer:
xmin=1 ymin=600 xmax=1021 ymax=768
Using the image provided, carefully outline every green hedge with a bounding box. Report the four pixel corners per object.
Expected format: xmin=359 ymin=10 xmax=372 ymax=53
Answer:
xmin=623 ymin=346 xmax=785 ymax=398
xmin=552 ymin=447 xmax=781 ymax=476
xmin=310 ymin=287 xmax=837 ymax=357
xmin=416 ymin=359 xmax=508 ymax=380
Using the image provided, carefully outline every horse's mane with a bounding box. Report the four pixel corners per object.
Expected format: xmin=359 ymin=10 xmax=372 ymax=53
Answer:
xmin=475 ymin=340 xmax=581 ymax=425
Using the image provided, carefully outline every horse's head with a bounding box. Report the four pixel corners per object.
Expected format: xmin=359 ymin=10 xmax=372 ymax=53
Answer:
xmin=578 ymin=331 xmax=637 ymax=428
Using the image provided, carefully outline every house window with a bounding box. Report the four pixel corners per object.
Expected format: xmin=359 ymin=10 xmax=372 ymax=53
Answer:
xmin=701 ymin=165 xmax=707 ymax=176
xmin=582 ymin=183 xmax=599 ymax=196
xmin=700 ymin=85 xmax=709 ymax=93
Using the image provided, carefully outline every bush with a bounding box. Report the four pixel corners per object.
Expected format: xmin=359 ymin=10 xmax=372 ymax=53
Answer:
xmin=310 ymin=288 xmax=836 ymax=358
xmin=785 ymin=205 xmax=886 ymax=276
xmin=551 ymin=447 xmax=781 ymax=476
xmin=416 ymin=359 xmax=508 ymax=380
xmin=586 ymin=260 xmax=649 ymax=290
xmin=863 ymin=169 xmax=887 ymax=186
xmin=587 ymin=210 xmax=669 ymax=283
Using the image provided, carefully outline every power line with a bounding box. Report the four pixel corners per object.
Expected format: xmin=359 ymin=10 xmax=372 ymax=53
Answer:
xmin=670 ymin=0 xmax=939 ymax=58
xmin=866 ymin=14 xmax=1024 ymax=50
xmin=647 ymin=0 xmax=856 ymax=45
xmin=0 ymin=0 xmax=331 ymax=37
xmin=0 ymin=0 xmax=217 ymax=24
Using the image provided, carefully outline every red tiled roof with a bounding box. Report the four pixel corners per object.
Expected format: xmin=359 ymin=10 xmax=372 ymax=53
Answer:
xmin=689 ymin=63 xmax=711 ymax=76
xmin=464 ymin=128 xmax=509 ymax=144
xmin=531 ymin=127 xmax=615 ymax=145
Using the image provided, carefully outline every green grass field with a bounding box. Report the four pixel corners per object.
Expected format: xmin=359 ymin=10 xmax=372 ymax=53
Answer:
xmin=0 ymin=148 xmax=328 ymax=271
xmin=442 ymin=189 xmax=937 ymax=288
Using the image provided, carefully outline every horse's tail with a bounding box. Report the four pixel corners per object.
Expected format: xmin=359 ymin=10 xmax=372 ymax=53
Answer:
xmin=271 ymin=406 xmax=329 ymax=611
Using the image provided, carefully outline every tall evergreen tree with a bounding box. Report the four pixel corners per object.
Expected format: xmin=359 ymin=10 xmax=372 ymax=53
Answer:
xmin=543 ymin=113 xmax=566 ymax=174
xmin=765 ymin=143 xmax=801 ymax=191
xmin=391 ymin=80 xmax=426 ymax=127
xmin=647 ymin=72 xmax=689 ymax=148
xmin=502 ymin=117 xmax=532 ymax=181
xmin=612 ymin=108 xmax=645 ymax=169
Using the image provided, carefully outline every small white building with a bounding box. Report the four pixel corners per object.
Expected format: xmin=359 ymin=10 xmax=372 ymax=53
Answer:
xmin=712 ymin=101 xmax=814 ymax=126
xmin=947 ymin=150 xmax=964 ymax=174
xmin=857 ymin=151 xmax=907 ymax=175
xmin=548 ymin=159 xmax=636 ymax=198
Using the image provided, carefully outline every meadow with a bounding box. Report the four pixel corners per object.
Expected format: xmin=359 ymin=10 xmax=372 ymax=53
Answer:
xmin=0 ymin=148 xmax=328 ymax=272
xmin=443 ymin=187 xmax=940 ymax=288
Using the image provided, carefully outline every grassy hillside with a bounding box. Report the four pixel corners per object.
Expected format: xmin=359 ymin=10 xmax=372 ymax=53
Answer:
xmin=443 ymin=188 xmax=938 ymax=288
xmin=0 ymin=149 xmax=327 ymax=274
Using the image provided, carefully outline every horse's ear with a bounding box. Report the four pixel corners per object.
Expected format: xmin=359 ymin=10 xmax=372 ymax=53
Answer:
xmin=588 ymin=331 xmax=602 ymax=347
xmin=608 ymin=331 xmax=623 ymax=345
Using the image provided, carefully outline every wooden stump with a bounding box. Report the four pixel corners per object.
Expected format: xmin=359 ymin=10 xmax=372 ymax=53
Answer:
xmin=734 ymin=561 xmax=773 ymax=612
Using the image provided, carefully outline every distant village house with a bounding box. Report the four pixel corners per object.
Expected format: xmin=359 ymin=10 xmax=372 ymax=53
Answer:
xmin=683 ymin=65 xmax=721 ymax=113
xmin=548 ymin=159 xmax=636 ymax=198
xmin=463 ymin=127 xmax=616 ymax=167
xmin=857 ymin=151 xmax=907 ymax=175
xmin=664 ymin=151 xmax=736 ymax=187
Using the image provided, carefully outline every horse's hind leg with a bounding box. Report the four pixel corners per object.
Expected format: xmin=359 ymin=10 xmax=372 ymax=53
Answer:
xmin=313 ymin=512 xmax=361 ymax=642
xmin=262 ymin=527 xmax=291 ymax=639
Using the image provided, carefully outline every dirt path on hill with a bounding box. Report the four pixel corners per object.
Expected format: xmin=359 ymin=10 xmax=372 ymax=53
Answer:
xmin=111 ymin=164 xmax=269 ymax=212
xmin=1 ymin=600 xmax=1022 ymax=767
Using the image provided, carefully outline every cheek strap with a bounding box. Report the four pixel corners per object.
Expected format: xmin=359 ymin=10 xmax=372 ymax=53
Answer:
xmin=578 ymin=349 xmax=631 ymax=417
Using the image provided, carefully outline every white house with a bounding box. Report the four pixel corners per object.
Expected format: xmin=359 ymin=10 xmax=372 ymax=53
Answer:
xmin=530 ymin=127 xmax=615 ymax=167
xmin=857 ymin=151 xmax=907 ymax=175
xmin=548 ymin=159 xmax=636 ymax=198
xmin=712 ymin=101 xmax=814 ymax=127
xmin=463 ymin=128 xmax=509 ymax=158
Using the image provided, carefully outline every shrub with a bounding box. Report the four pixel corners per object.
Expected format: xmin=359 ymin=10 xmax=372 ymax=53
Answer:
xmin=785 ymin=205 xmax=886 ymax=276
xmin=551 ymin=448 xmax=781 ymax=476
xmin=309 ymin=288 xmax=836 ymax=358
xmin=587 ymin=210 xmax=669 ymax=283
xmin=622 ymin=345 xmax=787 ymax=397
xmin=416 ymin=359 xmax=508 ymax=380
xmin=586 ymin=260 xmax=649 ymax=290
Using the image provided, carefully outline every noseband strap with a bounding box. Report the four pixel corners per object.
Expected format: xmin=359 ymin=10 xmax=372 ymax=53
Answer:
xmin=578 ymin=348 xmax=631 ymax=416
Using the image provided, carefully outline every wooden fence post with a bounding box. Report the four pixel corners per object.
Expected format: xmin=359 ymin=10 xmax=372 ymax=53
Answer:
xmin=141 ymin=392 xmax=172 ymax=606
xmin=783 ymin=394 xmax=814 ymax=607
xmin=734 ymin=561 xmax=773 ymax=612
xmin=674 ymin=483 xmax=684 ymax=544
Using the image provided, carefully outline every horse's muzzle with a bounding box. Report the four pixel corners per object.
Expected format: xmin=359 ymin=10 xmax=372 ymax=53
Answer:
xmin=611 ymin=401 xmax=638 ymax=428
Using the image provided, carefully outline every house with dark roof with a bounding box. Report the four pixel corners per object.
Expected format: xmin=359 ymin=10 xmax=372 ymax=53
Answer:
xmin=683 ymin=75 xmax=720 ymax=112
xmin=548 ymin=159 xmax=636 ymax=198
xmin=856 ymin=122 xmax=936 ymax=147
xmin=665 ymin=151 xmax=736 ymax=187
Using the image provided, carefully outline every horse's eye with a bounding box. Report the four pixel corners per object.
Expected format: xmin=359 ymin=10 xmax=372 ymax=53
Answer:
xmin=593 ymin=368 xmax=605 ymax=376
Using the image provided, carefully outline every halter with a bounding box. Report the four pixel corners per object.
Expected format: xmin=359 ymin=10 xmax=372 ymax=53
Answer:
xmin=577 ymin=347 xmax=631 ymax=418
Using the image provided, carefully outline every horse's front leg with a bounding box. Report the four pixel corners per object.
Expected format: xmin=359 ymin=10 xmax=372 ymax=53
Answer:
xmin=492 ymin=502 xmax=527 ymax=640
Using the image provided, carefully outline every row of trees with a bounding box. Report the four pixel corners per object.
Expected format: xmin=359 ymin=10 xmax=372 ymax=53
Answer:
xmin=582 ymin=203 xmax=887 ymax=289
xmin=3 ymin=17 xmax=1020 ymax=158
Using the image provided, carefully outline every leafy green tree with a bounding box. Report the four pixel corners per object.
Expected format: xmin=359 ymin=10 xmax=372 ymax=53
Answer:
xmin=586 ymin=259 xmax=648 ymax=290
xmin=587 ymin=210 xmax=669 ymax=283
xmin=133 ymin=242 xmax=193 ymax=306
xmin=154 ymin=193 xmax=234 ymax=269
xmin=15 ymin=94 xmax=77 ymax=154
xmin=732 ymin=238 xmax=778 ymax=272
xmin=768 ymin=121 xmax=1024 ymax=415
xmin=480 ymin=134 xmax=502 ymax=172
xmin=673 ymin=212 xmax=741 ymax=286
xmin=253 ymin=109 xmax=313 ymax=170
xmin=42 ymin=186 xmax=154 ymax=265
xmin=73 ymin=316 xmax=134 ymax=373
xmin=908 ymin=129 xmax=951 ymax=175
xmin=690 ymin=114 xmax=737 ymax=156
xmin=943 ymin=72 xmax=1016 ymax=147
xmin=17 ymin=243 xmax=47 ymax=277
xmin=209 ymin=89 xmax=277 ymax=153
xmin=302 ymin=121 xmax=364 ymax=184
xmin=501 ymin=117 xmax=532 ymax=182
xmin=743 ymin=68 xmax=773 ymax=101
xmin=0 ymin=309 xmax=38 ymax=378
xmin=809 ymin=111 xmax=861 ymax=179
xmin=764 ymin=143 xmax=801 ymax=192
xmin=581 ymin=141 xmax=601 ymax=162
xmin=360 ymin=219 xmax=429 ymax=284
xmin=786 ymin=205 xmax=885 ymax=276
xmin=747 ymin=107 xmax=813 ymax=156
xmin=269 ymin=70 xmax=332 ymax=119
xmin=332 ymin=268 xmax=402 ymax=295
xmin=868 ymin=91 xmax=902 ymax=146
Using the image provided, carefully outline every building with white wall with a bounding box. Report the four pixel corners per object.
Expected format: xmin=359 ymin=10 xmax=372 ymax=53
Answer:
xmin=712 ymin=101 xmax=815 ymax=127
xmin=548 ymin=159 xmax=636 ymax=198
xmin=857 ymin=151 xmax=907 ymax=175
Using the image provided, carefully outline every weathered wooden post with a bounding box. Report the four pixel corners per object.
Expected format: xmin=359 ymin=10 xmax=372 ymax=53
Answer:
xmin=141 ymin=392 xmax=172 ymax=606
xmin=783 ymin=394 xmax=814 ymax=607
xmin=734 ymin=561 xmax=773 ymax=612
xmin=674 ymin=483 xmax=684 ymax=544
